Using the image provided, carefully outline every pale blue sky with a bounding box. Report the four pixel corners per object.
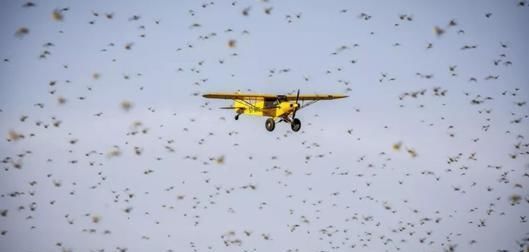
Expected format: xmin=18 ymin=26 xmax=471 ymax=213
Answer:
xmin=1 ymin=0 xmax=528 ymax=251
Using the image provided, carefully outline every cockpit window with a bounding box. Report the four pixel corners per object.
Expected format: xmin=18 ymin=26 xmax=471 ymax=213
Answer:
xmin=271 ymin=95 xmax=284 ymax=106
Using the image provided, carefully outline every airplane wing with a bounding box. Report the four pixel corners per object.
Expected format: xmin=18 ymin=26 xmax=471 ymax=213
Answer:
xmin=202 ymin=92 xmax=348 ymax=101
xmin=290 ymin=94 xmax=348 ymax=111
xmin=284 ymin=94 xmax=348 ymax=101
xmin=202 ymin=93 xmax=277 ymax=100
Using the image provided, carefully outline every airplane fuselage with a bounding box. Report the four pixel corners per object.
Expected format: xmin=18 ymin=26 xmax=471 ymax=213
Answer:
xmin=233 ymin=99 xmax=298 ymax=119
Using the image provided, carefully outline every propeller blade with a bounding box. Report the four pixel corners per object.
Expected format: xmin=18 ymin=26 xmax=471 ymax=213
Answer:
xmin=292 ymin=89 xmax=300 ymax=119
xmin=296 ymin=89 xmax=300 ymax=103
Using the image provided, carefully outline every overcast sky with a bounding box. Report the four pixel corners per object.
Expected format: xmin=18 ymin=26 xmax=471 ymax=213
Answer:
xmin=1 ymin=0 xmax=528 ymax=251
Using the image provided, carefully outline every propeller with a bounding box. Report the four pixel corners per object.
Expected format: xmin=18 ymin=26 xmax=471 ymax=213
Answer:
xmin=292 ymin=89 xmax=300 ymax=120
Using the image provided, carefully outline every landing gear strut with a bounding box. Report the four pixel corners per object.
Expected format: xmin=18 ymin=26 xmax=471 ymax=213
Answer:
xmin=265 ymin=118 xmax=275 ymax=131
xmin=291 ymin=118 xmax=301 ymax=132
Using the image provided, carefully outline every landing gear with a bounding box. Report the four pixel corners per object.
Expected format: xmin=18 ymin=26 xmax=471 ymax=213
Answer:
xmin=264 ymin=117 xmax=300 ymax=132
xmin=291 ymin=118 xmax=301 ymax=132
xmin=234 ymin=114 xmax=240 ymax=120
xmin=265 ymin=118 xmax=275 ymax=131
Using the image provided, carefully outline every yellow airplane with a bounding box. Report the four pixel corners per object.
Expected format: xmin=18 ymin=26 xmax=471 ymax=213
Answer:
xmin=202 ymin=90 xmax=347 ymax=132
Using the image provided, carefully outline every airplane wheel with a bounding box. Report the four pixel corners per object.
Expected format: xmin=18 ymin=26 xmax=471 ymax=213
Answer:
xmin=265 ymin=118 xmax=275 ymax=131
xmin=234 ymin=114 xmax=239 ymax=120
xmin=291 ymin=118 xmax=301 ymax=132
